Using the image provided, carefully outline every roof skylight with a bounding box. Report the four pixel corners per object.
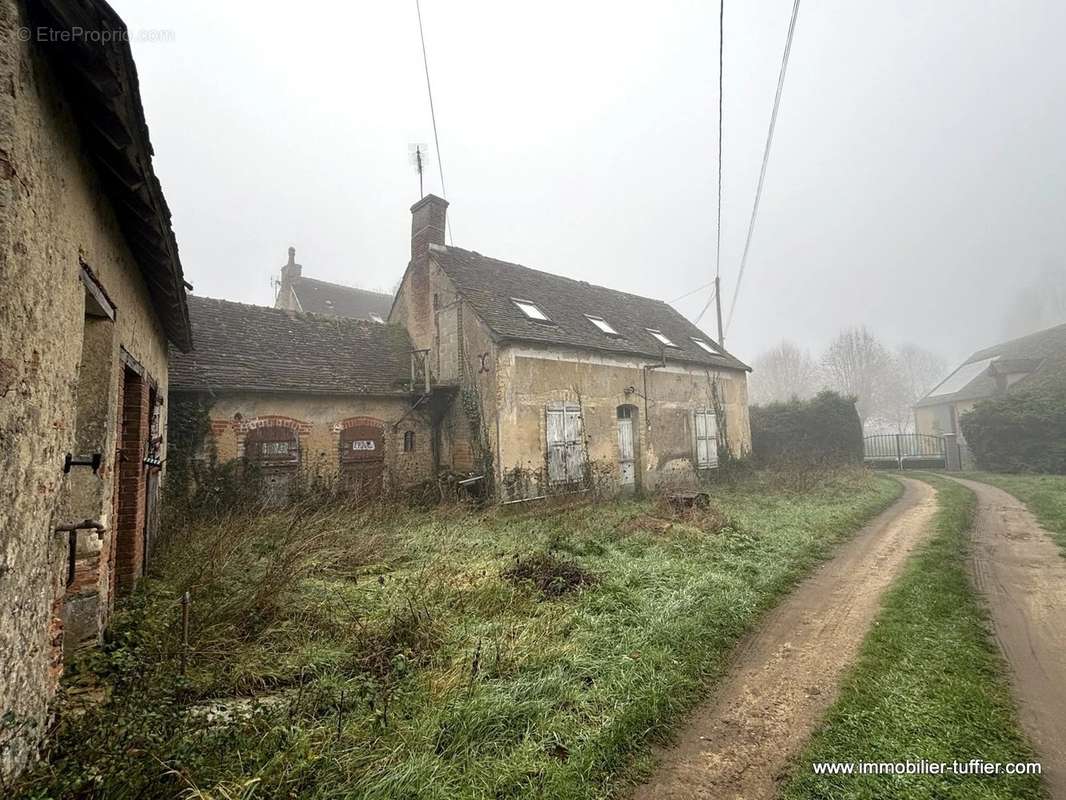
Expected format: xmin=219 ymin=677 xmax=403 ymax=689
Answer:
xmin=369 ymin=313 xmax=385 ymax=324
xmin=691 ymin=338 xmax=720 ymax=355
xmin=586 ymin=315 xmax=621 ymax=336
xmin=646 ymin=328 xmax=678 ymax=348
xmin=512 ymin=298 xmax=551 ymax=322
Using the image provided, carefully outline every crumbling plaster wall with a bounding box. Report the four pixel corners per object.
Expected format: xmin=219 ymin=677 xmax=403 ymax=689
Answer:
xmin=495 ymin=344 xmax=751 ymax=498
xmin=190 ymin=392 xmax=434 ymax=487
xmin=0 ymin=0 xmax=169 ymax=778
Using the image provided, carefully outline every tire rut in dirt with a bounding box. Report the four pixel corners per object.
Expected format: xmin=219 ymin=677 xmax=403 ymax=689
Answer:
xmin=949 ymin=477 xmax=1066 ymax=799
xmin=632 ymin=478 xmax=938 ymax=800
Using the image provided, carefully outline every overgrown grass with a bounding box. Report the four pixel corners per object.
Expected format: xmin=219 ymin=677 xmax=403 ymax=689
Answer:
xmin=16 ymin=469 xmax=900 ymax=800
xmin=961 ymin=471 xmax=1066 ymax=555
xmin=782 ymin=474 xmax=1046 ymax=800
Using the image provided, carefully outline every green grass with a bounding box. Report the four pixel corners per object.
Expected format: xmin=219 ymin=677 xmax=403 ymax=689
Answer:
xmin=782 ymin=474 xmax=1046 ymax=800
xmin=16 ymin=470 xmax=900 ymax=800
xmin=961 ymin=472 xmax=1066 ymax=555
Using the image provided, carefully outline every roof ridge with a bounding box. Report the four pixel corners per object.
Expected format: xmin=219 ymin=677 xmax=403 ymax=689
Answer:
xmin=965 ymin=320 xmax=1066 ymax=362
xmin=188 ymin=294 xmax=384 ymax=327
xmin=437 ymin=245 xmax=675 ymax=307
xmin=294 ymin=275 xmax=392 ymax=298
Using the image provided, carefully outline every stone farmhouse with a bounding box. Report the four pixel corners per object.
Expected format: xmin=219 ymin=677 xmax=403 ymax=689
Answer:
xmin=273 ymin=245 xmax=392 ymax=322
xmin=1 ymin=0 xmax=191 ymax=778
xmin=914 ymin=321 xmax=1066 ymax=449
xmin=174 ymin=195 xmax=753 ymax=502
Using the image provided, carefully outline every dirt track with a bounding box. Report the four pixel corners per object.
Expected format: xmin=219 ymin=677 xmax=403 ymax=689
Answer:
xmin=950 ymin=477 xmax=1066 ymax=799
xmin=633 ymin=478 xmax=937 ymax=800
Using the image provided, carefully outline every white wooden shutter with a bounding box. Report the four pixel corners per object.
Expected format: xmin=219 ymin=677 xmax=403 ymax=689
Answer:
xmin=546 ymin=405 xmax=567 ymax=483
xmin=695 ymin=410 xmax=719 ymax=469
xmin=563 ymin=404 xmax=585 ymax=481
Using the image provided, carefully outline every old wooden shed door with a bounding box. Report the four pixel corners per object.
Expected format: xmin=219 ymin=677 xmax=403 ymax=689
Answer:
xmin=340 ymin=423 xmax=385 ymax=497
xmin=617 ymin=406 xmax=635 ymax=486
xmin=245 ymin=425 xmax=299 ymax=504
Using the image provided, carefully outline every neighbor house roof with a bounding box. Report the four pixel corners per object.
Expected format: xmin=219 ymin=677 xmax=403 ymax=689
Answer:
xmin=915 ymin=321 xmax=1066 ymax=408
xmin=427 ymin=245 xmax=750 ymax=371
xmin=29 ymin=0 xmax=192 ymax=351
xmin=170 ymin=296 xmax=414 ymax=395
xmin=290 ymin=277 xmax=393 ymax=321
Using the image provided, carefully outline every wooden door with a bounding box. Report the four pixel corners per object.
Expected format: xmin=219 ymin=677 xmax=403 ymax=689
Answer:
xmin=340 ymin=422 xmax=385 ymax=498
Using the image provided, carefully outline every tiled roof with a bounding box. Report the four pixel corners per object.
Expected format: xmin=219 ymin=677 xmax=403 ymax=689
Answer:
xmin=915 ymin=321 xmax=1066 ymax=407
xmin=429 ymin=245 xmax=750 ymax=371
xmin=29 ymin=0 xmax=191 ymax=350
xmin=291 ymin=277 xmax=392 ymax=321
xmin=171 ymin=296 xmax=413 ymax=395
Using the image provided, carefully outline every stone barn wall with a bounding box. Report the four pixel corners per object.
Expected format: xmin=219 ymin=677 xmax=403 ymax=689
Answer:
xmin=176 ymin=391 xmax=435 ymax=493
xmin=0 ymin=0 xmax=171 ymax=778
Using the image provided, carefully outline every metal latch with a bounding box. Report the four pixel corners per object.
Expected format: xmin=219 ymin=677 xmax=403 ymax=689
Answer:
xmin=63 ymin=453 xmax=102 ymax=474
xmin=54 ymin=520 xmax=107 ymax=588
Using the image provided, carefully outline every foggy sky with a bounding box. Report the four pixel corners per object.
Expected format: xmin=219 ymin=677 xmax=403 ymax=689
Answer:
xmin=116 ymin=1 xmax=1066 ymax=366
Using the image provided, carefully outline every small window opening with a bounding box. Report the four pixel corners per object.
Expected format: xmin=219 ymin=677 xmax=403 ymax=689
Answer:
xmin=403 ymin=430 xmax=415 ymax=452
xmin=586 ymin=315 xmax=621 ymax=336
xmin=512 ymin=298 xmax=552 ymax=322
xmin=646 ymin=328 xmax=678 ymax=347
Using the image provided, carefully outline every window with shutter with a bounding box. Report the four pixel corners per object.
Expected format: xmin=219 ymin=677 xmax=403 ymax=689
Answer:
xmin=695 ymin=409 xmax=719 ymax=469
xmin=546 ymin=403 xmax=586 ymax=483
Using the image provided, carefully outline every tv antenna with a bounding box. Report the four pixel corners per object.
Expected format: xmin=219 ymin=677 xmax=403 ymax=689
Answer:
xmin=409 ymin=143 xmax=428 ymax=198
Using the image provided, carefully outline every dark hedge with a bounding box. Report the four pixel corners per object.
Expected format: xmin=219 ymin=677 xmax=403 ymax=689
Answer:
xmin=960 ymin=375 xmax=1066 ymax=474
xmin=750 ymin=391 xmax=863 ymax=466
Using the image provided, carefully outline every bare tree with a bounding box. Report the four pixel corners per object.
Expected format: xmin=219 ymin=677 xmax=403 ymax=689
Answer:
xmin=878 ymin=344 xmax=948 ymax=433
xmin=821 ymin=327 xmax=893 ymax=427
xmin=748 ymin=340 xmax=822 ymax=406
xmin=1002 ymin=261 xmax=1066 ymax=340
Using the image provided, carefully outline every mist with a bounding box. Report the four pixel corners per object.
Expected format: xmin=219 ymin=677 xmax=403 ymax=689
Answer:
xmin=117 ymin=0 xmax=1066 ymax=365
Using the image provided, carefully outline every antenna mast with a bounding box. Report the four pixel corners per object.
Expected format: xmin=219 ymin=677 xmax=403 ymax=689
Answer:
xmin=408 ymin=143 xmax=427 ymax=199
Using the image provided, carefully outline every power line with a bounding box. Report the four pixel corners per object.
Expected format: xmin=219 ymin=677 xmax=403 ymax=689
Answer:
xmin=693 ymin=282 xmax=718 ymax=325
xmin=714 ymin=0 xmax=725 ymax=345
xmin=415 ymin=0 xmax=453 ymax=244
xmin=669 ymin=279 xmax=717 ymax=304
xmin=715 ymin=0 xmax=724 ymax=282
xmin=725 ymin=0 xmax=801 ymax=337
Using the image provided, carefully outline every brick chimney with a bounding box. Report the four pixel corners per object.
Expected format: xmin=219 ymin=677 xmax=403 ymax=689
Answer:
xmin=407 ymin=195 xmax=448 ymax=333
xmin=276 ymin=246 xmax=302 ymax=310
xmin=411 ymin=194 xmax=448 ymax=262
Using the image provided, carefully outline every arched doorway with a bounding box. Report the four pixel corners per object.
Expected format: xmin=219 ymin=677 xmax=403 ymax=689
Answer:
xmin=339 ymin=420 xmax=386 ymax=498
xmin=245 ymin=424 xmax=300 ymax=504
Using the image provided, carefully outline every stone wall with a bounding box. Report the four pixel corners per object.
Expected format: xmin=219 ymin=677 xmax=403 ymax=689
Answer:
xmin=183 ymin=392 xmax=435 ymax=491
xmin=0 ymin=0 xmax=171 ymax=778
xmin=494 ymin=344 xmax=751 ymax=499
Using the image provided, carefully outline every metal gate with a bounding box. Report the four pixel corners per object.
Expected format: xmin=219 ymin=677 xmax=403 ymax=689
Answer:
xmin=863 ymin=433 xmax=948 ymax=470
xmin=340 ymin=422 xmax=385 ymax=498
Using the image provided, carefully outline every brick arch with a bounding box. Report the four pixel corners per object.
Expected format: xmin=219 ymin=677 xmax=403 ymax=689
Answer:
xmin=332 ymin=416 xmax=387 ymax=433
xmin=234 ymin=415 xmax=311 ymax=459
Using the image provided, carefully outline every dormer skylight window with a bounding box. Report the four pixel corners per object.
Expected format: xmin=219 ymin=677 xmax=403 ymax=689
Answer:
xmin=691 ymin=338 xmax=720 ymax=355
xmin=646 ymin=328 xmax=678 ymax=348
xmin=512 ymin=298 xmax=551 ymax=322
xmin=585 ymin=315 xmax=621 ymax=336
xmin=369 ymin=313 xmax=385 ymax=324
